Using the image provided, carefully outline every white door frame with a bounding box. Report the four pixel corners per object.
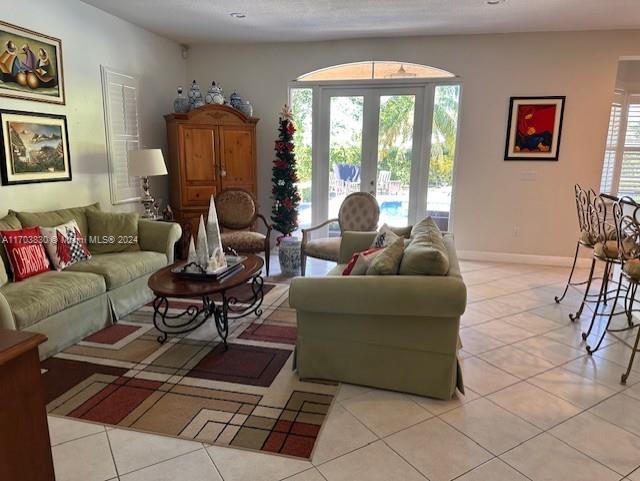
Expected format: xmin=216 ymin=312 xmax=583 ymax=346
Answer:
xmin=289 ymin=78 xmax=463 ymax=230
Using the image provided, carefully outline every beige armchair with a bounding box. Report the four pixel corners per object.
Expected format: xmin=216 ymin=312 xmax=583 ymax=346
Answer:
xmin=300 ymin=192 xmax=380 ymax=276
xmin=215 ymin=188 xmax=273 ymax=275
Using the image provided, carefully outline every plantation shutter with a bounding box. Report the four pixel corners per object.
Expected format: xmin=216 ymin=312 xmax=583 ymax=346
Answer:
xmin=618 ymin=95 xmax=640 ymax=199
xmin=101 ymin=66 xmax=141 ymax=204
xmin=600 ymin=91 xmax=623 ymax=193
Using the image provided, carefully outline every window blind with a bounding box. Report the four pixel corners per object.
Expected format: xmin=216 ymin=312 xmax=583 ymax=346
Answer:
xmin=100 ymin=66 xmax=141 ymax=204
xmin=600 ymin=92 xmax=623 ymax=193
xmin=617 ymin=95 xmax=640 ymax=200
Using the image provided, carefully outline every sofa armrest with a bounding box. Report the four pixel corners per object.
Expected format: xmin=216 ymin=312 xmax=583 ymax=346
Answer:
xmin=138 ymin=220 xmax=182 ymax=263
xmin=338 ymin=231 xmax=377 ymax=263
xmin=290 ymin=274 xmax=466 ymax=318
xmin=0 ymin=291 xmax=16 ymax=330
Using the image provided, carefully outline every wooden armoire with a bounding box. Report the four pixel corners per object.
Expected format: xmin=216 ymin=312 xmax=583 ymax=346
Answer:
xmin=164 ymin=104 xmax=258 ymax=234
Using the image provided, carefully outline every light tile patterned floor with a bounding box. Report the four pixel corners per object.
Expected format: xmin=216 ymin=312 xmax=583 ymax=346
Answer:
xmin=50 ymin=256 xmax=640 ymax=481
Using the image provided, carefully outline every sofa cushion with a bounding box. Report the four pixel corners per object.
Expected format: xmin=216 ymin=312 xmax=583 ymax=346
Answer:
xmin=366 ymin=237 xmax=405 ymax=275
xmin=0 ymin=213 xmax=22 ymax=285
xmin=399 ymin=216 xmax=450 ymax=276
xmin=11 ymin=203 xmax=100 ymax=238
xmin=66 ymin=251 xmax=167 ymax=289
xmin=86 ymin=210 xmax=140 ymax=255
xmin=0 ymin=270 xmax=106 ymax=329
xmin=305 ymin=237 xmax=341 ymax=262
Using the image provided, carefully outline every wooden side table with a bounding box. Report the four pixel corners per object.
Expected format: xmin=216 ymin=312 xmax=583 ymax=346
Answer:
xmin=0 ymin=329 xmax=54 ymax=481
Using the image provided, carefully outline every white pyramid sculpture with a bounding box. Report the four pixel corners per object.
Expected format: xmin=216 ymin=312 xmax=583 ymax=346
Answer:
xmin=206 ymin=195 xmax=227 ymax=273
xmin=195 ymin=215 xmax=209 ymax=268
xmin=187 ymin=236 xmax=197 ymax=263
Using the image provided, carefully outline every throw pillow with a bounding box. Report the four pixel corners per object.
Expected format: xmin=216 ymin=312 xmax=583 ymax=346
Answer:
xmin=1 ymin=226 xmax=51 ymax=281
xmin=399 ymin=216 xmax=450 ymax=276
xmin=10 ymin=202 xmax=100 ymax=237
xmin=40 ymin=220 xmax=92 ymax=271
xmin=342 ymin=247 xmax=384 ymax=276
xmin=86 ymin=210 xmax=140 ymax=255
xmin=366 ymin=237 xmax=406 ymax=275
xmin=371 ymin=223 xmax=400 ymax=248
xmin=0 ymin=213 xmax=22 ymax=285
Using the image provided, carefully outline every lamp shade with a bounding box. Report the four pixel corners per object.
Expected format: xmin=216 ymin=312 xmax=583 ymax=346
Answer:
xmin=128 ymin=149 xmax=168 ymax=177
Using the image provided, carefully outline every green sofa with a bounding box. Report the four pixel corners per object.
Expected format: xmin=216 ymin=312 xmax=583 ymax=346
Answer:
xmin=0 ymin=204 xmax=181 ymax=359
xmin=289 ymin=230 xmax=466 ymax=400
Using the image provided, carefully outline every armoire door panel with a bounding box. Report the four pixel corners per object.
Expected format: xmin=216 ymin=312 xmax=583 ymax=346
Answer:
xmin=183 ymin=127 xmax=216 ymax=184
xmin=220 ymin=127 xmax=254 ymax=187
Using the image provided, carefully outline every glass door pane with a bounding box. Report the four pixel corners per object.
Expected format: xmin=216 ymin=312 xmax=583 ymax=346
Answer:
xmin=428 ymin=85 xmax=460 ymax=230
xmin=376 ymin=94 xmax=416 ymax=226
xmin=290 ymin=88 xmax=313 ymax=229
xmin=328 ymin=95 xmax=364 ymax=232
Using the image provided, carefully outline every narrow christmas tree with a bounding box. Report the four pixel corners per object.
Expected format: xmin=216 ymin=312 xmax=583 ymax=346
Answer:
xmin=271 ymin=105 xmax=301 ymax=239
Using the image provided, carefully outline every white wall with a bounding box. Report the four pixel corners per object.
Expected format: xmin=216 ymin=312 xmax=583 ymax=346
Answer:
xmin=187 ymin=30 xmax=640 ymax=259
xmin=1 ymin=0 xmax=185 ymax=215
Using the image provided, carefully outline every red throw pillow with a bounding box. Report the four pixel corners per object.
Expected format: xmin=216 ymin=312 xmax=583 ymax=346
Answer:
xmin=342 ymin=247 xmax=384 ymax=276
xmin=1 ymin=227 xmax=51 ymax=281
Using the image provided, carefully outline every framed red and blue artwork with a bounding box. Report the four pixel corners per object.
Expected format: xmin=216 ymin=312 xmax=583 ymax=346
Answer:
xmin=504 ymin=96 xmax=565 ymax=161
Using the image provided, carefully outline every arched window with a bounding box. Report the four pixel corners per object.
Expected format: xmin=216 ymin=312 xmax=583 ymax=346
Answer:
xmin=296 ymin=61 xmax=455 ymax=81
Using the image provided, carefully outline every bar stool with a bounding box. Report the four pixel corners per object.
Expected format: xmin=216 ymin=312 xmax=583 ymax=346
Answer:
xmin=568 ymin=191 xmax=618 ymax=322
xmin=582 ymin=197 xmax=640 ymax=383
xmin=555 ymin=185 xmax=596 ymax=304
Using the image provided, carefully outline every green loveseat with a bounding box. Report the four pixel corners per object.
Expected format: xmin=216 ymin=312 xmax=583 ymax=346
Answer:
xmin=289 ymin=230 xmax=466 ymax=400
xmin=0 ymin=204 xmax=181 ymax=359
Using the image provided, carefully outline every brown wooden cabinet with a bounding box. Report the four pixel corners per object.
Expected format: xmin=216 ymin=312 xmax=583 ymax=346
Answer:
xmin=0 ymin=329 xmax=54 ymax=481
xmin=165 ymin=105 xmax=259 ymax=233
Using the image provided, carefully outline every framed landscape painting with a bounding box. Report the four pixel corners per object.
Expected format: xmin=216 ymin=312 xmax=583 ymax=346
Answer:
xmin=0 ymin=110 xmax=71 ymax=185
xmin=504 ymin=96 xmax=565 ymax=161
xmin=0 ymin=21 xmax=65 ymax=104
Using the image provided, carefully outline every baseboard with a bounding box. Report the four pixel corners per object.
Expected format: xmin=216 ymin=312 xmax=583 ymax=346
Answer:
xmin=457 ymin=250 xmax=592 ymax=268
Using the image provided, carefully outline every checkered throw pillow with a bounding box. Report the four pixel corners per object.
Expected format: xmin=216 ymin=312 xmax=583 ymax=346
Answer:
xmin=41 ymin=220 xmax=91 ymax=271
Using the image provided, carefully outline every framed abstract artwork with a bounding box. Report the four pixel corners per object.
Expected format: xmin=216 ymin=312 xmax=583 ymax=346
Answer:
xmin=504 ymin=96 xmax=565 ymax=161
xmin=0 ymin=21 xmax=65 ymax=104
xmin=0 ymin=110 xmax=72 ymax=185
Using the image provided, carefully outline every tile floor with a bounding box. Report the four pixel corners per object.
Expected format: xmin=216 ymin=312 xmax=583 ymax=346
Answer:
xmin=49 ymin=257 xmax=640 ymax=481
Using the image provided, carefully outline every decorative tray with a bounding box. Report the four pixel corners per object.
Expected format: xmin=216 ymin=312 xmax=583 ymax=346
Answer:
xmin=171 ymin=255 xmax=247 ymax=281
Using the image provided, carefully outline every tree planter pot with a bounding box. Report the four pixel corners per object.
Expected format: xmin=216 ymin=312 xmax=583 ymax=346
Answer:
xmin=278 ymin=237 xmax=302 ymax=277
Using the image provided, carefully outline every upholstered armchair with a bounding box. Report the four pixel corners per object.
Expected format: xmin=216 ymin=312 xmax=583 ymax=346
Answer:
xmin=215 ymin=188 xmax=273 ymax=275
xmin=300 ymin=192 xmax=380 ymax=276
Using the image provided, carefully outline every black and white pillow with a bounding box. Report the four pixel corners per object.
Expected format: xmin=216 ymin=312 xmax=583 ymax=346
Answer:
xmin=40 ymin=220 xmax=92 ymax=271
xmin=371 ymin=223 xmax=400 ymax=248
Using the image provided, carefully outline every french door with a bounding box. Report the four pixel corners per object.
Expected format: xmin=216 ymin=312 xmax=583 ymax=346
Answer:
xmin=312 ymin=83 xmax=450 ymax=232
xmin=291 ymin=82 xmax=461 ymax=232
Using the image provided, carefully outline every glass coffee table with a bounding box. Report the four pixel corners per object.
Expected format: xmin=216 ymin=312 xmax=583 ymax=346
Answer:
xmin=147 ymin=255 xmax=264 ymax=349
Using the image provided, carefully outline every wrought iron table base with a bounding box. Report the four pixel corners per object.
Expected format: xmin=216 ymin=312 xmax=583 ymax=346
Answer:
xmin=152 ymin=276 xmax=264 ymax=349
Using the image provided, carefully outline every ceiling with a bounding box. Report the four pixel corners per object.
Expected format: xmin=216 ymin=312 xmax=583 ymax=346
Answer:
xmin=81 ymin=0 xmax=640 ymax=44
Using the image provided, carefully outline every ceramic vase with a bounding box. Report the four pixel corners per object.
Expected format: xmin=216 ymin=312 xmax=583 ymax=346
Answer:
xmin=173 ymin=86 xmax=190 ymax=113
xmin=205 ymin=81 xmax=225 ymax=105
xmin=238 ymin=100 xmax=253 ymax=117
xmin=188 ymin=80 xmax=205 ymax=110
xmin=278 ymin=237 xmax=302 ymax=277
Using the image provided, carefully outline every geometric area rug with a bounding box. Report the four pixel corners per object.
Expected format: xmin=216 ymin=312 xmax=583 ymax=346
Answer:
xmin=40 ymin=281 xmax=338 ymax=459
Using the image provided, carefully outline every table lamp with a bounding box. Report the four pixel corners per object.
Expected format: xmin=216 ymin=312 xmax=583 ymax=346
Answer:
xmin=128 ymin=148 xmax=168 ymax=219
